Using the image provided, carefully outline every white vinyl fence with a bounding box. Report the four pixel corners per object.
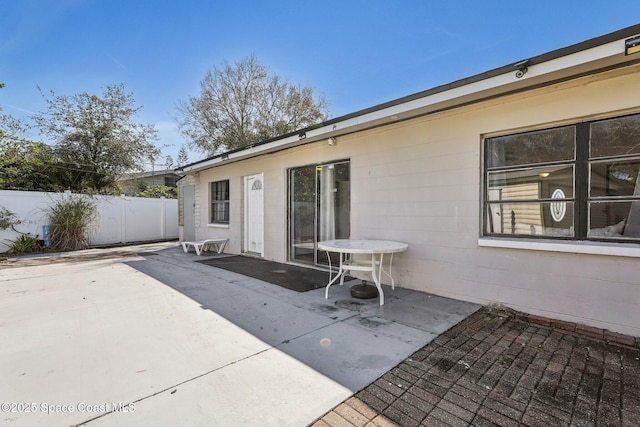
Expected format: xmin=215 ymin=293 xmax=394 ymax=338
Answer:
xmin=0 ymin=190 xmax=178 ymax=253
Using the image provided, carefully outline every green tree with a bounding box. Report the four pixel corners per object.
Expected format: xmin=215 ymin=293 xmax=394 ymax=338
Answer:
xmin=0 ymin=138 xmax=57 ymax=191
xmin=0 ymin=113 xmax=57 ymax=190
xmin=0 ymin=82 xmax=5 ymax=141
xmin=177 ymin=55 xmax=328 ymax=155
xmin=177 ymin=144 xmax=189 ymax=166
xmin=0 ymin=114 xmax=110 ymax=192
xmin=165 ymin=155 xmax=174 ymax=169
xmin=135 ymin=184 xmax=177 ymax=199
xmin=32 ymin=84 xmax=159 ymax=192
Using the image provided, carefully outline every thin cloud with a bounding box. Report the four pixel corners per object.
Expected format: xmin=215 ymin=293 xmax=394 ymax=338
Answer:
xmin=154 ymin=120 xmax=185 ymax=151
xmin=155 ymin=120 xmax=179 ymax=132
xmin=1 ymin=0 xmax=83 ymax=53
xmin=3 ymin=104 xmax=37 ymax=115
xmin=107 ymin=54 xmax=128 ymax=71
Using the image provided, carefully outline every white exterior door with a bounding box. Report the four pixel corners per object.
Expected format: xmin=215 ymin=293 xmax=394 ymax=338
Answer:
xmin=244 ymin=173 xmax=264 ymax=255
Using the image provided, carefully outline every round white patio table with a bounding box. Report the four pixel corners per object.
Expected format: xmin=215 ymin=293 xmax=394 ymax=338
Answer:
xmin=318 ymin=239 xmax=408 ymax=306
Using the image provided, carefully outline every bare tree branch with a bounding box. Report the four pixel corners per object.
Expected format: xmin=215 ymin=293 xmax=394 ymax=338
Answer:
xmin=177 ymin=55 xmax=328 ymax=155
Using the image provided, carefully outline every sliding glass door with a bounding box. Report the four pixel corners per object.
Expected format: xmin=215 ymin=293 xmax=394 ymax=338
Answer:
xmin=289 ymin=161 xmax=350 ymax=266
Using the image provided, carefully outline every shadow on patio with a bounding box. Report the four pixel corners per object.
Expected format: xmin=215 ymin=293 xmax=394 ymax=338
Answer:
xmin=124 ymin=245 xmax=480 ymax=393
xmin=3 ymin=242 xmax=638 ymax=426
xmin=127 ymin=244 xmax=640 ymax=427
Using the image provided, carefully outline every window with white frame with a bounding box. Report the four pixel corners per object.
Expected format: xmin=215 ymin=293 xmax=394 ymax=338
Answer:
xmin=484 ymin=112 xmax=640 ymax=242
xmin=210 ymin=180 xmax=230 ymax=224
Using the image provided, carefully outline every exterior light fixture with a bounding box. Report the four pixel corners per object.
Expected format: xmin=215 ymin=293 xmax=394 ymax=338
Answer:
xmin=513 ymin=59 xmax=530 ymax=78
xmin=327 ymin=137 xmax=336 ymax=146
xmin=625 ymin=35 xmax=640 ymax=55
xmin=298 ymin=132 xmax=306 ymax=140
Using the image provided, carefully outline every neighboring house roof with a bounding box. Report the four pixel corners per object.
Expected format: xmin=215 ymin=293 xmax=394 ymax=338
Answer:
xmin=177 ymin=24 xmax=640 ymax=175
xmin=120 ymin=169 xmax=179 ymax=180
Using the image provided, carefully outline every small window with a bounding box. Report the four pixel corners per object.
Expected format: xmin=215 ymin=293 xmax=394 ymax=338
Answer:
xmin=164 ymin=176 xmax=178 ymax=187
xmin=485 ymin=126 xmax=576 ymax=238
xmin=588 ymin=114 xmax=640 ymax=240
xmin=210 ymin=180 xmax=230 ymax=224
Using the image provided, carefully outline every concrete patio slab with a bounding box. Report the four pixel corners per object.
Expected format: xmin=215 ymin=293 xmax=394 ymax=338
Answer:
xmin=90 ymin=349 xmax=352 ymax=427
xmin=1 ymin=254 xmax=271 ymax=426
xmin=0 ymin=242 xmax=480 ymax=426
xmin=277 ymin=317 xmax=436 ymax=391
xmin=378 ymin=291 xmax=483 ymax=335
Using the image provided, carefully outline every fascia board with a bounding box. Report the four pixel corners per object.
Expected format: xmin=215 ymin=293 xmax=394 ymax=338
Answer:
xmin=179 ymin=134 xmax=301 ymax=174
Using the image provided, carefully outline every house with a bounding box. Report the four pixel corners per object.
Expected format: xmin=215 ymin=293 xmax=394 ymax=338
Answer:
xmin=176 ymin=24 xmax=640 ymax=337
xmin=118 ymin=169 xmax=179 ymax=195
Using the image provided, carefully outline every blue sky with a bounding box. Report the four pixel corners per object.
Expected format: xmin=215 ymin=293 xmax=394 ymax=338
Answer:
xmin=1 ymin=0 xmax=638 ymax=168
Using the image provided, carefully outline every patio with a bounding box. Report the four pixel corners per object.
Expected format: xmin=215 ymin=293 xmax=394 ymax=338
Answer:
xmin=2 ymin=242 xmax=639 ymax=426
xmin=314 ymin=307 xmax=640 ymax=426
xmin=0 ymin=242 xmax=478 ymax=426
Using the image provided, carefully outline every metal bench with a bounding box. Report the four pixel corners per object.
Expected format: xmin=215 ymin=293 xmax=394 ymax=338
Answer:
xmin=181 ymin=239 xmax=228 ymax=256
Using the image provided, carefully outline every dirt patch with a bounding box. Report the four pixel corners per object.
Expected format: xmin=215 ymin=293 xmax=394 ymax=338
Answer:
xmin=0 ymin=251 xmax=141 ymax=269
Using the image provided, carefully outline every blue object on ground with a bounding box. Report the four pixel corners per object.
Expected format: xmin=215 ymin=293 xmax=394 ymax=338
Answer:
xmin=42 ymin=225 xmax=49 ymax=247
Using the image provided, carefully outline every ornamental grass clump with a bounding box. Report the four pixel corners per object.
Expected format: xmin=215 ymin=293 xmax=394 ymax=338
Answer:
xmin=46 ymin=195 xmax=98 ymax=251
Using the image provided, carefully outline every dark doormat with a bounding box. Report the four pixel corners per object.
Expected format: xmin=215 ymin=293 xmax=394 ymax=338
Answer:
xmin=198 ymin=256 xmax=330 ymax=292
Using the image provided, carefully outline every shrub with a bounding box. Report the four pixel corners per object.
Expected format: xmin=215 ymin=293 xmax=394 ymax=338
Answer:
xmin=135 ymin=184 xmax=177 ymax=199
xmin=6 ymin=233 xmax=41 ymax=253
xmin=0 ymin=206 xmax=21 ymax=231
xmin=46 ymin=195 xmax=98 ymax=251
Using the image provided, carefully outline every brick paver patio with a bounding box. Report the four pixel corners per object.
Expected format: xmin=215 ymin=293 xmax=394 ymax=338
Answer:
xmin=312 ymin=307 xmax=640 ymax=427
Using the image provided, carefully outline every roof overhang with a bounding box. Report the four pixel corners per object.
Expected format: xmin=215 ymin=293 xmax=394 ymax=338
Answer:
xmin=178 ymin=24 xmax=640 ymax=175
